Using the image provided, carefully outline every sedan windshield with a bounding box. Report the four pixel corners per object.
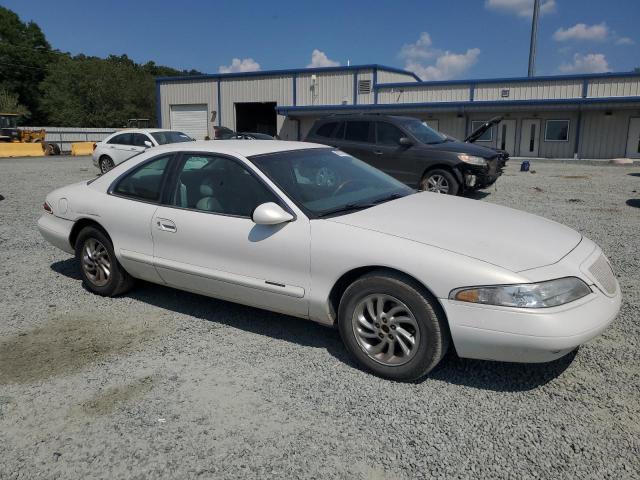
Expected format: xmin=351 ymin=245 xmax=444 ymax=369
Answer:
xmin=399 ymin=118 xmax=447 ymax=144
xmin=151 ymin=131 xmax=193 ymax=145
xmin=250 ymin=148 xmax=414 ymax=217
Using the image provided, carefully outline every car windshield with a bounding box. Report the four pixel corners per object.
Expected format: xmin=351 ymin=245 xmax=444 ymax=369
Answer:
xmin=398 ymin=118 xmax=447 ymax=144
xmin=151 ymin=131 xmax=193 ymax=145
xmin=250 ymin=148 xmax=414 ymax=217
xmin=0 ymin=115 xmax=18 ymax=128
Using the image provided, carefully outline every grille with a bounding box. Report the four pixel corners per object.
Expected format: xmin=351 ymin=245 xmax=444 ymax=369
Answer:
xmin=588 ymin=255 xmax=617 ymax=296
xmin=358 ymin=80 xmax=372 ymax=95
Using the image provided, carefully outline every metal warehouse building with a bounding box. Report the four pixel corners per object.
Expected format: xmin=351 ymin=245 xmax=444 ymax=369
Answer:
xmin=156 ymin=65 xmax=640 ymax=159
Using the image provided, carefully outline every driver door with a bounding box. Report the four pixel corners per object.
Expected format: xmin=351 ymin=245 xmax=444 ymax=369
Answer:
xmin=151 ymin=153 xmax=311 ymax=318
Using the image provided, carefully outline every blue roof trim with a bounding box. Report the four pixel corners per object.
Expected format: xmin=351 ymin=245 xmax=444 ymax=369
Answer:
xmin=276 ymin=96 xmax=640 ymax=114
xmin=374 ymin=71 xmax=640 ymax=89
xmin=155 ymin=64 xmax=419 ymax=84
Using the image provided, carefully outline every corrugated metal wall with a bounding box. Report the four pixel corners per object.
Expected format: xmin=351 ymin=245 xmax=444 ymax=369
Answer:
xmin=377 ymin=70 xmax=418 ymax=84
xmin=587 ymin=77 xmax=640 ymax=98
xmin=474 ymin=80 xmax=582 ymax=101
xmin=159 ymin=80 xmax=217 ymax=137
xmin=579 ymin=110 xmax=633 ymax=158
xmin=356 ymin=70 xmax=374 ymax=105
xmin=378 ymin=85 xmax=470 ymax=103
xmin=296 ymin=71 xmax=353 ymax=106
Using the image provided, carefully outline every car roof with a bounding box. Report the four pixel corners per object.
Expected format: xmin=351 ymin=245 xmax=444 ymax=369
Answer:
xmin=315 ymin=114 xmax=416 ymax=123
xmin=146 ymin=140 xmax=329 ymax=157
xmin=110 ymin=128 xmax=181 ymax=135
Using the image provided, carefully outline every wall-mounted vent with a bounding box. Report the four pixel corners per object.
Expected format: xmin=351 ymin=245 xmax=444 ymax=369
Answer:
xmin=358 ymin=80 xmax=372 ymax=95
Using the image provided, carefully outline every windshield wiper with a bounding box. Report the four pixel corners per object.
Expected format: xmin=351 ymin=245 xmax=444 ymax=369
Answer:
xmin=371 ymin=192 xmax=407 ymax=205
xmin=317 ymin=203 xmax=376 ymax=218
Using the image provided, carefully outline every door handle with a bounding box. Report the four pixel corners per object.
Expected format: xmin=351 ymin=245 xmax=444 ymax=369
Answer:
xmin=373 ymin=150 xmax=383 ymax=155
xmin=156 ymin=218 xmax=177 ymax=233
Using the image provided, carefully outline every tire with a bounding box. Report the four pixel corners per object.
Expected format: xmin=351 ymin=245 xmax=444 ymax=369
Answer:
xmin=99 ymin=156 xmax=115 ymax=174
xmin=420 ymin=169 xmax=459 ymax=195
xmin=74 ymin=226 xmax=135 ymax=297
xmin=338 ymin=270 xmax=449 ymax=381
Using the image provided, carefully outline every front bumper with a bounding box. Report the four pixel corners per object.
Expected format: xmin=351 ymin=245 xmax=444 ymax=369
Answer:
xmin=442 ymin=280 xmax=621 ymax=363
xmin=462 ymin=154 xmax=507 ymax=190
xmin=37 ymin=213 xmax=75 ymax=254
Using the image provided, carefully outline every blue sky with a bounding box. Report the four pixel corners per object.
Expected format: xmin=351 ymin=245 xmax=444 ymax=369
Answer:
xmin=4 ymin=0 xmax=639 ymax=79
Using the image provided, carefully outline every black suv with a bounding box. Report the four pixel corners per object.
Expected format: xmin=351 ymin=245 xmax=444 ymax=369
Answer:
xmin=305 ymin=114 xmax=507 ymax=195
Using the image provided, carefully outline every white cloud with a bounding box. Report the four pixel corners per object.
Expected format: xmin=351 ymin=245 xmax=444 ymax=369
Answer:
xmin=553 ymin=23 xmax=608 ymax=42
xmin=615 ymin=36 xmax=635 ymax=45
xmin=218 ymin=58 xmax=261 ymax=73
xmin=485 ymin=0 xmax=556 ymax=17
xmin=559 ymin=53 xmax=610 ymax=74
xmin=307 ymin=49 xmax=340 ymax=68
xmin=400 ymin=32 xmax=480 ymax=81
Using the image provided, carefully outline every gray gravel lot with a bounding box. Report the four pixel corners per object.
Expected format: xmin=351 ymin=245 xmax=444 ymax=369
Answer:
xmin=0 ymin=155 xmax=639 ymax=479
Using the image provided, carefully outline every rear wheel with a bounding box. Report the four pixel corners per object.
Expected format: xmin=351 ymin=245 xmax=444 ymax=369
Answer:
xmin=338 ymin=271 xmax=449 ymax=381
xmin=99 ymin=156 xmax=115 ymax=174
xmin=420 ymin=169 xmax=459 ymax=195
xmin=75 ymin=226 xmax=134 ymax=296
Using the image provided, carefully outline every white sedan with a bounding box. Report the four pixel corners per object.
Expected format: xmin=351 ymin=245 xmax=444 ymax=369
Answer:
xmin=38 ymin=141 xmax=621 ymax=381
xmin=92 ymin=128 xmax=193 ymax=173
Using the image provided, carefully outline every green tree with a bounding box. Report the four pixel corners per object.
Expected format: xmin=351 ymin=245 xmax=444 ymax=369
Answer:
xmin=0 ymin=87 xmax=29 ymax=115
xmin=0 ymin=6 xmax=52 ymax=122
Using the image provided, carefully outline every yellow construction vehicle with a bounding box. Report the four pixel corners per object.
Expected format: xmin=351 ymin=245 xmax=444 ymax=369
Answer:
xmin=0 ymin=113 xmax=60 ymax=156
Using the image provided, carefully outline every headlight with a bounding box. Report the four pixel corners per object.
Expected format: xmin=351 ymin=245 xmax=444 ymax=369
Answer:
xmin=457 ymin=154 xmax=487 ymax=166
xmin=449 ymin=277 xmax=591 ymax=308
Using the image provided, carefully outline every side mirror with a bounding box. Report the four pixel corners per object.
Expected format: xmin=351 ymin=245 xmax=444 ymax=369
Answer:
xmin=252 ymin=202 xmax=293 ymax=225
xmin=144 ymin=140 xmax=153 ymax=148
xmin=399 ymin=137 xmax=413 ymax=147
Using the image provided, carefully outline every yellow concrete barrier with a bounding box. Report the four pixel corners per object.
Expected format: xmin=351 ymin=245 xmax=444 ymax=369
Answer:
xmin=0 ymin=142 xmax=45 ymax=157
xmin=71 ymin=142 xmax=95 ymax=156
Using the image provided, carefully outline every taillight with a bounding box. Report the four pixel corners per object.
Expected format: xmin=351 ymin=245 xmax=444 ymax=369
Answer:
xmin=92 ymin=143 xmax=97 ymax=151
xmin=43 ymin=202 xmax=53 ymax=214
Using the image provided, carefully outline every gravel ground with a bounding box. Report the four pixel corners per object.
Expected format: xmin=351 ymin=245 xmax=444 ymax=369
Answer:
xmin=0 ymin=155 xmax=639 ymax=480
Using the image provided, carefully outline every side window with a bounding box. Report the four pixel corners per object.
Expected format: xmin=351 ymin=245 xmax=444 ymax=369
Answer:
xmin=334 ymin=122 xmax=345 ymax=139
xmin=172 ymin=154 xmax=278 ymax=217
xmin=315 ymin=122 xmax=337 ymax=138
xmin=113 ymin=155 xmax=170 ymax=202
xmin=376 ymin=122 xmax=404 ymax=146
xmin=132 ymin=133 xmax=151 ymax=147
xmin=108 ymin=133 xmax=132 ymax=145
xmin=344 ymin=121 xmax=371 ymax=143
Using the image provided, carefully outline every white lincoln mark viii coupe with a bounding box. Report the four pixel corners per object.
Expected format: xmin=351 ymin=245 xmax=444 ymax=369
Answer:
xmin=38 ymin=141 xmax=621 ymax=381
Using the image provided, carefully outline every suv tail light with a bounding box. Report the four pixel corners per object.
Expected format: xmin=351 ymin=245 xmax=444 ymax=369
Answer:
xmin=92 ymin=142 xmax=97 ymax=151
xmin=43 ymin=202 xmax=53 ymax=214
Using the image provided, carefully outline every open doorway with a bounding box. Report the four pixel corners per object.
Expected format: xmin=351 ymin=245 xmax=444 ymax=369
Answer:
xmin=235 ymin=102 xmax=277 ymax=136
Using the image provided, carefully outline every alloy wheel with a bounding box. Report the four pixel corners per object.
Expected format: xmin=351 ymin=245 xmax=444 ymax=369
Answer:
xmin=426 ymin=174 xmax=449 ymax=194
xmin=100 ymin=158 xmax=114 ymax=174
xmin=81 ymin=238 xmax=111 ymax=287
xmin=351 ymin=294 xmax=421 ymax=366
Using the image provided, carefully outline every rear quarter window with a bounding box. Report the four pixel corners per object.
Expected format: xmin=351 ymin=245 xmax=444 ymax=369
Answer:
xmin=315 ymin=122 xmax=337 ymax=138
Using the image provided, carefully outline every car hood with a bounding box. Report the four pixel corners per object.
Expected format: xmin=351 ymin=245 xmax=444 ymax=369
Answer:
xmin=419 ymin=139 xmax=498 ymax=158
xmin=464 ymin=116 xmax=503 ymax=143
xmin=327 ymin=192 xmax=582 ymax=272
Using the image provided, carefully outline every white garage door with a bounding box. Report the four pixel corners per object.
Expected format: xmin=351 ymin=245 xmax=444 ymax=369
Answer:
xmin=170 ymin=104 xmax=208 ymax=140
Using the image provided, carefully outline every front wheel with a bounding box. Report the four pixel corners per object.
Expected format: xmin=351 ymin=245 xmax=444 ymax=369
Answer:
xmin=338 ymin=271 xmax=449 ymax=381
xmin=75 ymin=226 xmax=134 ymax=296
xmin=420 ymin=169 xmax=459 ymax=195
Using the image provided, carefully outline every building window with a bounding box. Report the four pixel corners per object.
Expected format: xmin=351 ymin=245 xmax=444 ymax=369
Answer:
xmin=471 ymin=120 xmax=493 ymax=142
xmin=545 ymin=120 xmax=570 ymax=142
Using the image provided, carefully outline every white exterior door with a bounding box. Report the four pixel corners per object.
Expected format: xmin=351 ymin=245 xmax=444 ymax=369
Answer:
xmin=626 ymin=118 xmax=640 ymax=159
xmin=519 ymin=119 xmax=541 ymax=157
xmin=170 ymin=104 xmax=209 ymax=140
xmin=497 ymin=119 xmax=517 ymax=155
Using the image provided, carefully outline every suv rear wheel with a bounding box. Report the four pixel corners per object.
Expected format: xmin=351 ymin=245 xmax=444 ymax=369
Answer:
xmin=420 ymin=169 xmax=459 ymax=195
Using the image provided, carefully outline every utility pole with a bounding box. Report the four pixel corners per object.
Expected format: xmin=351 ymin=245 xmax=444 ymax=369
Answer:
xmin=528 ymin=0 xmax=540 ymax=77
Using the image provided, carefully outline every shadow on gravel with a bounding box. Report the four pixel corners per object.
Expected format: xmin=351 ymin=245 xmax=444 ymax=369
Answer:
xmin=626 ymin=199 xmax=640 ymax=208
xmin=463 ymin=191 xmax=491 ymax=200
xmin=51 ymin=257 xmax=574 ymax=392
xmin=627 ymin=172 xmax=640 ymax=177
xmin=427 ymin=349 xmax=576 ymax=392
